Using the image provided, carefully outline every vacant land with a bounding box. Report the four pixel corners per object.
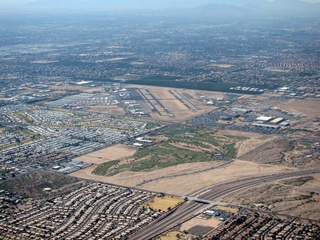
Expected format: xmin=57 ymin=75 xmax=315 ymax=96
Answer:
xmin=72 ymin=159 xmax=295 ymax=197
xmin=239 ymin=137 xmax=294 ymax=166
xmin=70 ymin=126 xmax=296 ymax=196
xmin=0 ymin=170 xmax=85 ymax=199
xmin=93 ymin=126 xmax=244 ymax=176
xmin=70 ymin=160 xmax=224 ymax=186
xmin=157 ymin=232 xmax=187 ymax=240
xmin=217 ymin=130 xmax=277 ymax=157
xmin=277 ymin=98 xmax=320 ymax=117
xmin=75 ymin=144 xmax=136 ymax=164
xmin=144 ymin=196 xmax=184 ymax=212
xmin=86 ymin=105 xmax=126 ymax=115
xmin=181 ymin=216 xmax=221 ymax=231
xmin=240 ymin=131 xmax=320 ymax=168
xmin=139 ymin=160 xmax=294 ymax=196
xmin=225 ymin=175 xmax=320 ymax=220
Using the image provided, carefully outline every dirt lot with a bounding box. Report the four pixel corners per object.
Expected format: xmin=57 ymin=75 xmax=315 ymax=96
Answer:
xmin=150 ymin=88 xmax=175 ymax=100
xmin=74 ymin=145 xmax=137 ymax=164
xmin=85 ymin=106 xmax=126 ymax=115
xmin=277 ymin=98 xmax=320 ymax=117
xmin=138 ymin=161 xmax=294 ymax=196
xmin=71 ymin=159 xmax=294 ymax=196
xmin=70 ymin=160 xmax=224 ymax=187
xmin=217 ymin=130 xmax=277 ymax=157
xmin=162 ymin=99 xmax=189 ymax=112
xmin=181 ymin=216 xmax=221 ymax=231
xmin=298 ymin=174 xmax=320 ymax=194
xmin=240 ymin=131 xmax=320 ymax=168
xmin=224 ymin=175 xmax=320 ymax=220
xmin=144 ymin=196 xmax=183 ymax=212
xmin=239 ymin=137 xmax=294 ymax=166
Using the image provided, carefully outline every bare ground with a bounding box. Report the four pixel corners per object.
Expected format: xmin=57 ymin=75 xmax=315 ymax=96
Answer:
xmin=181 ymin=216 xmax=221 ymax=231
xmin=85 ymin=106 xmax=126 ymax=115
xmin=70 ymin=160 xmax=225 ymax=189
xmin=277 ymin=98 xmax=320 ymax=117
xmin=217 ymin=130 xmax=277 ymax=157
xmin=138 ymin=161 xmax=294 ymax=196
xmin=239 ymin=137 xmax=294 ymax=166
xmin=0 ymin=170 xmax=85 ymax=199
xmin=74 ymin=144 xmax=137 ymax=164
xmin=224 ymin=175 xmax=320 ymax=220
xmin=71 ymin=159 xmax=295 ymax=197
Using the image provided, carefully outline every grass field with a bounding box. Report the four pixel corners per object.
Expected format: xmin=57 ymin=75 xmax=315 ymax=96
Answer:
xmin=93 ymin=160 xmax=120 ymax=175
xmin=94 ymin=126 xmax=246 ymax=176
xmin=15 ymin=113 xmax=33 ymax=123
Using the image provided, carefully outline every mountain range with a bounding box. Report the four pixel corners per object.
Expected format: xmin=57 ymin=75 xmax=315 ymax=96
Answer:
xmin=8 ymin=0 xmax=320 ymax=17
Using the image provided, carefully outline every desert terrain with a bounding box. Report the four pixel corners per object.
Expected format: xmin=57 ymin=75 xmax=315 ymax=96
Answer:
xmin=59 ymin=85 xmax=320 ymax=220
xmin=71 ymin=142 xmax=295 ymax=196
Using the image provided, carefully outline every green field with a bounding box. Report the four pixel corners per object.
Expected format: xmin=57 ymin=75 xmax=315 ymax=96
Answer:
xmin=94 ymin=126 xmax=247 ymax=176
xmin=15 ymin=113 xmax=33 ymax=123
xmin=93 ymin=160 xmax=120 ymax=175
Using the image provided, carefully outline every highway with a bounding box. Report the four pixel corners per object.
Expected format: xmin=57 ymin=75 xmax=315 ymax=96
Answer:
xmin=129 ymin=200 xmax=207 ymax=240
xmin=129 ymin=169 xmax=320 ymax=240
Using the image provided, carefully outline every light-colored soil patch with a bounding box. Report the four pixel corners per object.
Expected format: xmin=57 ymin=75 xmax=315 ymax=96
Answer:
xmin=217 ymin=130 xmax=277 ymax=157
xmin=162 ymin=99 xmax=189 ymax=112
xmin=149 ymin=109 xmax=209 ymax=122
xmin=298 ymin=174 xmax=320 ymax=194
xmin=71 ymin=160 xmax=294 ymax=197
xmin=82 ymin=87 xmax=105 ymax=93
xmin=70 ymin=161 xmax=224 ymax=186
xmin=130 ymin=62 xmax=145 ymax=65
xmin=151 ymin=89 xmax=175 ymax=100
xmin=157 ymin=232 xmax=180 ymax=240
xmin=214 ymin=206 xmax=239 ymax=214
xmin=139 ymin=161 xmax=294 ymax=196
xmin=69 ymin=165 xmax=109 ymax=182
xmin=297 ymin=118 xmax=320 ymax=132
xmin=51 ymin=90 xmax=66 ymax=95
xmin=277 ymin=98 xmax=320 ymax=117
xmin=144 ymin=196 xmax=183 ymax=212
xmin=85 ymin=106 xmax=125 ymax=115
xmin=31 ymin=60 xmax=58 ymax=64
xmin=208 ymin=64 xmax=233 ymax=68
xmin=74 ymin=144 xmax=137 ymax=164
xmin=106 ymin=57 xmax=127 ymax=61
xmin=191 ymin=90 xmax=224 ymax=100
xmin=181 ymin=216 xmax=221 ymax=231
xmin=225 ymin=175 xmax=320 ymax=220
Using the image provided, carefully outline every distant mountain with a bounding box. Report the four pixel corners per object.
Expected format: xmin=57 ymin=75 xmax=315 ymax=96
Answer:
xmin=193 ymin=0 xmax=320 ymax=18
xmin=27 ymin=0 xmax=213 ymax=10
xmin=18 ymin=0 xmax=320 ymax=17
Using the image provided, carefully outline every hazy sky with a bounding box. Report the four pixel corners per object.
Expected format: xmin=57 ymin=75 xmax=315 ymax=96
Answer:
xmin=1 ymin=0 xmax=320 ymax=10
xmin=1 ymin=0 xmax=320 ymax=6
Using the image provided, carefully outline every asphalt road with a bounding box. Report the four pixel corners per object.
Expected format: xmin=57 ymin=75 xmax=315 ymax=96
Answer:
xmin=129 ymin=169 xmax=320 ymax=240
